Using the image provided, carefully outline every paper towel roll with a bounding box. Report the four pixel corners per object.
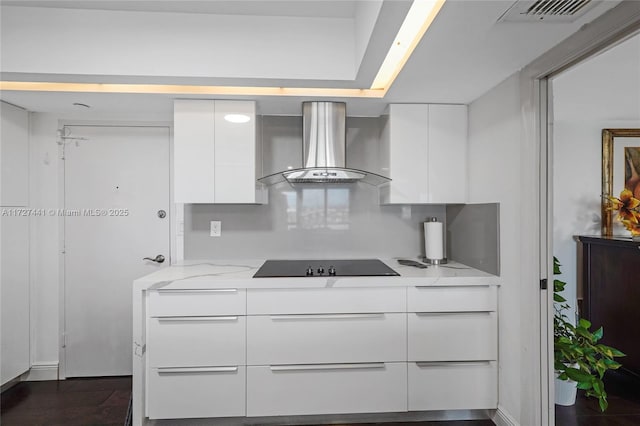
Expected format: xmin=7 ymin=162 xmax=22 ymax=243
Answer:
xmin=424 ymin=219 xmax=444 ymax=260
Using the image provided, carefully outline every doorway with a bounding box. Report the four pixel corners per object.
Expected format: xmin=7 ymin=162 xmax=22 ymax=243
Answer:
xmin=62 ymin=125 xmax=170 ymax=377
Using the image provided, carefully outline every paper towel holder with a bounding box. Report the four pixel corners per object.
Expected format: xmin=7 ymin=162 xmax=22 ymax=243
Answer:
xmin=423 ymin=217 xmax=448 ymax=265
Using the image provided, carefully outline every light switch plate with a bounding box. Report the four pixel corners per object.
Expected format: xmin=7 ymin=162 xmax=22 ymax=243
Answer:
xmin=210 ymin=220 xmax=221 ymax=237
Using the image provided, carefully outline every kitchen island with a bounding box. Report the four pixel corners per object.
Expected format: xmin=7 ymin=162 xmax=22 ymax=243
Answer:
xmin=132 ymin=259 xmax=500 ymax=425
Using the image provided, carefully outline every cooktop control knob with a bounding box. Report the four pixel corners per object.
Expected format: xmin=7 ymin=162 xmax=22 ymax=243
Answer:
xmin=328 ymin=266 xmax=336 ymax=276
xmin=317 ymin=266 xmax=325 ymax=275
xmin=306 ymin=267 xmax=314 ymax=276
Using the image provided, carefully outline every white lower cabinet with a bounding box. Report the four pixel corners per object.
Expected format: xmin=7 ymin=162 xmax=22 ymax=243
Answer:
xmin=246 ymin=363 xmax=407 ymax=416
xmin=408 ymin=312 xmax=497 ymax=361
xmin=247 ymin=313 xmax=406 ymax=365
xmin=147 ymin=366 xmax=246 ymax=419
xmin=408 ymin=361 xmax=498 ymax=410
xmin=142 ymin=284 xmax=499 ymax=422
xmin=148 ymin=288 xmax=245 ymax=317
xmin=148 ymin=316 xmax=245 ymax=367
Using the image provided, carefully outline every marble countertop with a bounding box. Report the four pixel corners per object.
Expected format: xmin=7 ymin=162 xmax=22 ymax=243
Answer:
xmin=134 ymin=259 xmax=499 ymax=290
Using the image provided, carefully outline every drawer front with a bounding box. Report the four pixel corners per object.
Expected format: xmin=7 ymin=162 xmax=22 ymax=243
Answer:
xmin=247 ymin=313 xmax=406 ymax=365
xmin=148 ymin=316 xmax=245 ymax=367
xmin=408 ymin=361 xmax=497 ymax=410
xmin=148 ymin=288 xmax=246 ymax=316
xmin=246 ymin=363 xmax=407 ymax=417
xmin=408 ymin=285 xmax=496 ymax=312
xmin=147 ymin=366 xmax=245 ymax=419
xmin=247 ymin=287 xmax=405 ymax=314
xmin=408 ymin=312 xmax=497 ymax=361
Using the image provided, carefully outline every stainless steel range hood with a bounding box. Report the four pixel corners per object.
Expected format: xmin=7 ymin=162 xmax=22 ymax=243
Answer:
xmin=258 ymin=102 xmax=390 ymax=186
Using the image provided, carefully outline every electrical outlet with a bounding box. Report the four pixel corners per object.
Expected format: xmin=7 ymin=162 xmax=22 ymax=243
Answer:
xmin=210 ymin=220 xmax=221 ymax=237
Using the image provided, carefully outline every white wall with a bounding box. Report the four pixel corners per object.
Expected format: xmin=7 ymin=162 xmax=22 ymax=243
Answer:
xmin=552 ymin=33 xmax=640 ymax=315
xmin=468 ymin=73 xmax=523 ymax=423
xmin=28 ymin=111 xmax=171 ymax=377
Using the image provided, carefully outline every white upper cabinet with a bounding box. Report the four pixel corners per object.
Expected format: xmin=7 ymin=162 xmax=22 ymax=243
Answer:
xmin=379 ymin=104 xmax=467 ymax=204
xmin=0 ymin=102 xmax=30 ymax=385
xmin=173 ymin=100 xmax=265 ymax=204
xmin=1 ymin=102 xmax=29 ymax=207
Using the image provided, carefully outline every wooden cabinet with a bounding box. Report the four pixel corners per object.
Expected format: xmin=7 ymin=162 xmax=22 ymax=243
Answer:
xmin=1 ymin=102 xmax=30 ymax=386
xmin=379 ymin=104 xmax=467 ymax=204
xmin=173 ymin=100 xmax=266 ymax=204
xmin=578 ymin=236 xmax=640 ymax=376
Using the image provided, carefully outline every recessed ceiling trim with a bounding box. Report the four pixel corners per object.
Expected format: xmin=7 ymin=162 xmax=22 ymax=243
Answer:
xmin=0 ymin=1 xmax=448 ymax=98
xmin=370 ymin=0 xmax=447 ymax=90
xmin=0 ymin=81 xmax=386 ymax=98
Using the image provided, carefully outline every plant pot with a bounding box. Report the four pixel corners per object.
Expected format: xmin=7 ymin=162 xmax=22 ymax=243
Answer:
xmin=555 ymin=374 xmax=577 ymax=406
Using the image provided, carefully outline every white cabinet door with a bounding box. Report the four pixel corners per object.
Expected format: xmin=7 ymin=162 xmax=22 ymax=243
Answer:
xmin=147 ymin=366 xmax=246 ymax=419
xmin=174 ymin=100 xmax=216 ymax=203
xmin=246 ymin=363 xmax=407 ymax=417
xmin=148 ymin=289 xmax=246 ymax=316
xmin=407 ymin=285 xmax=496 ymax=312
xmin=213 ymin=100 xmax=257 ymax=203
xmin=427 ymin=104 xmax=467 ymax=203
xmin=1 ymin=214 xmax=30 ymax=385
xmin=148 ymin=316 xmax=246 ymax=367
xmin=247 ymin=287 xmax=406 ymax=314
xmin=408 ymin=361 xmax=497 ymax=410
xmin=408 ymin=312 xmax=497 ymax=361
xmin=380 ymin=104 xmax=467 ymax=204
xmin=379 ymin=104 xmax=428 ymax=204
xmin=173 ymin=99 xmax=264 ymax=204
xmin=1 ymin=102 xmax=29 ymax=207
xmin=247 ymin=313 xmax=406 ymax=365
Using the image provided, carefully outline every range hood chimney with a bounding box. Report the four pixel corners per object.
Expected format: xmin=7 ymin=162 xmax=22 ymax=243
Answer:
xmin=258 ymin=101 xmax=390 ymax=186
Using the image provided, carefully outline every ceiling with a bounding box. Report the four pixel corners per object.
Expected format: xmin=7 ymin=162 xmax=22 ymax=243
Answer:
xmin=0 ymin=0 xmax=623 ymax=116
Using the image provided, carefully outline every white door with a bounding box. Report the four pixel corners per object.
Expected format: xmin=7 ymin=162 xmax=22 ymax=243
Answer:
xmin=63 ymin=125 xmax=170 ymax=377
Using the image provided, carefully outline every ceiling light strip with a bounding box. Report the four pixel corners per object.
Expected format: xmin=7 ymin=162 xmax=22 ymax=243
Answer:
xmin=0 ymin=81 xmax=386 ymax=98
xmin=370 ymin=0 xmax=446 ymax=90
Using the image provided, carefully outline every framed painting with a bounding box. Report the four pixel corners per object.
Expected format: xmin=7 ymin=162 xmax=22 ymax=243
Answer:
xmin=601 ymin=128 xmax=640 ymax=236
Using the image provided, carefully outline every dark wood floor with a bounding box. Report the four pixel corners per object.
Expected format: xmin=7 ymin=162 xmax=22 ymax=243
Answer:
xmin=0 ymin=376 xmax=490 ymax=426
xmin=1 ymin=373 xmax=639 ymax=425
xmin=555 ymin=372 xmax=640 ymax=426
xmin=1 ymin=376 xmax=131 ymax=425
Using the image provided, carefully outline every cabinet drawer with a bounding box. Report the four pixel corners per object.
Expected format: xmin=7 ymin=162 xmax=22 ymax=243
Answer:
xmin=147 ymin=365 xmax=245 ymax=419
xmin=148 ymin=316 xmax=245 ymax=367
xmin=247 ymin=287 xmax=405 ymax=314
xmin=408 ymin=361 xmax=497 ymax=410
xmin=247 ymin=313 xmax=405 ymax=365
xmin=246 ymin=363 xmax=406 ymax=417
xmin=407 ymin=286 xmax=496 ymax=312
xmin=408 ymin=312 xmax=497 ymax=361
xmin=148 ymin=288 xmax=245 ymax=316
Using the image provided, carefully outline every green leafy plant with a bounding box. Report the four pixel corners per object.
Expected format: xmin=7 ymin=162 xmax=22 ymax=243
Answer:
xmin=553 ymin=257 xmax=625 ymax=411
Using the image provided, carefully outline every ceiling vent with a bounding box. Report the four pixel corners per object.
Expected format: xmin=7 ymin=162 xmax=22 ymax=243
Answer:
xmin=498 ymin=0 xmax=598 ymax=23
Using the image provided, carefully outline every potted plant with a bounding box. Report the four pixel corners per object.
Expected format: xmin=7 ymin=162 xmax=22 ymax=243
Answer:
xmin=553 ymin=257 xmax=625 ymax=411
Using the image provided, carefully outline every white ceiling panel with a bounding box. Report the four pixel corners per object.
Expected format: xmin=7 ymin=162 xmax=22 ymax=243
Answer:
xmin=0 ymin=0 xmax=627 ymax=115
xmin=0 ymin=0 xmax=359 ymax=18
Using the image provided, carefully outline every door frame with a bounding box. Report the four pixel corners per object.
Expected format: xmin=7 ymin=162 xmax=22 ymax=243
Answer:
xmin=519 ymin=4 xmax=640 ymax=425
xmin=57 ymin=121 xmax=174 ymax=379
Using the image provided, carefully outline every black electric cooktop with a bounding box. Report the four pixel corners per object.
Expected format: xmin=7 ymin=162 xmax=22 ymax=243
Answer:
xmin=253 ymin=259 xmax=400 ymax=278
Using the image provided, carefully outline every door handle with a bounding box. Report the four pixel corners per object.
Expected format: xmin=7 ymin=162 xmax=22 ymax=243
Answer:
xmin=143 ymin=254 xmax=165 ymax=263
